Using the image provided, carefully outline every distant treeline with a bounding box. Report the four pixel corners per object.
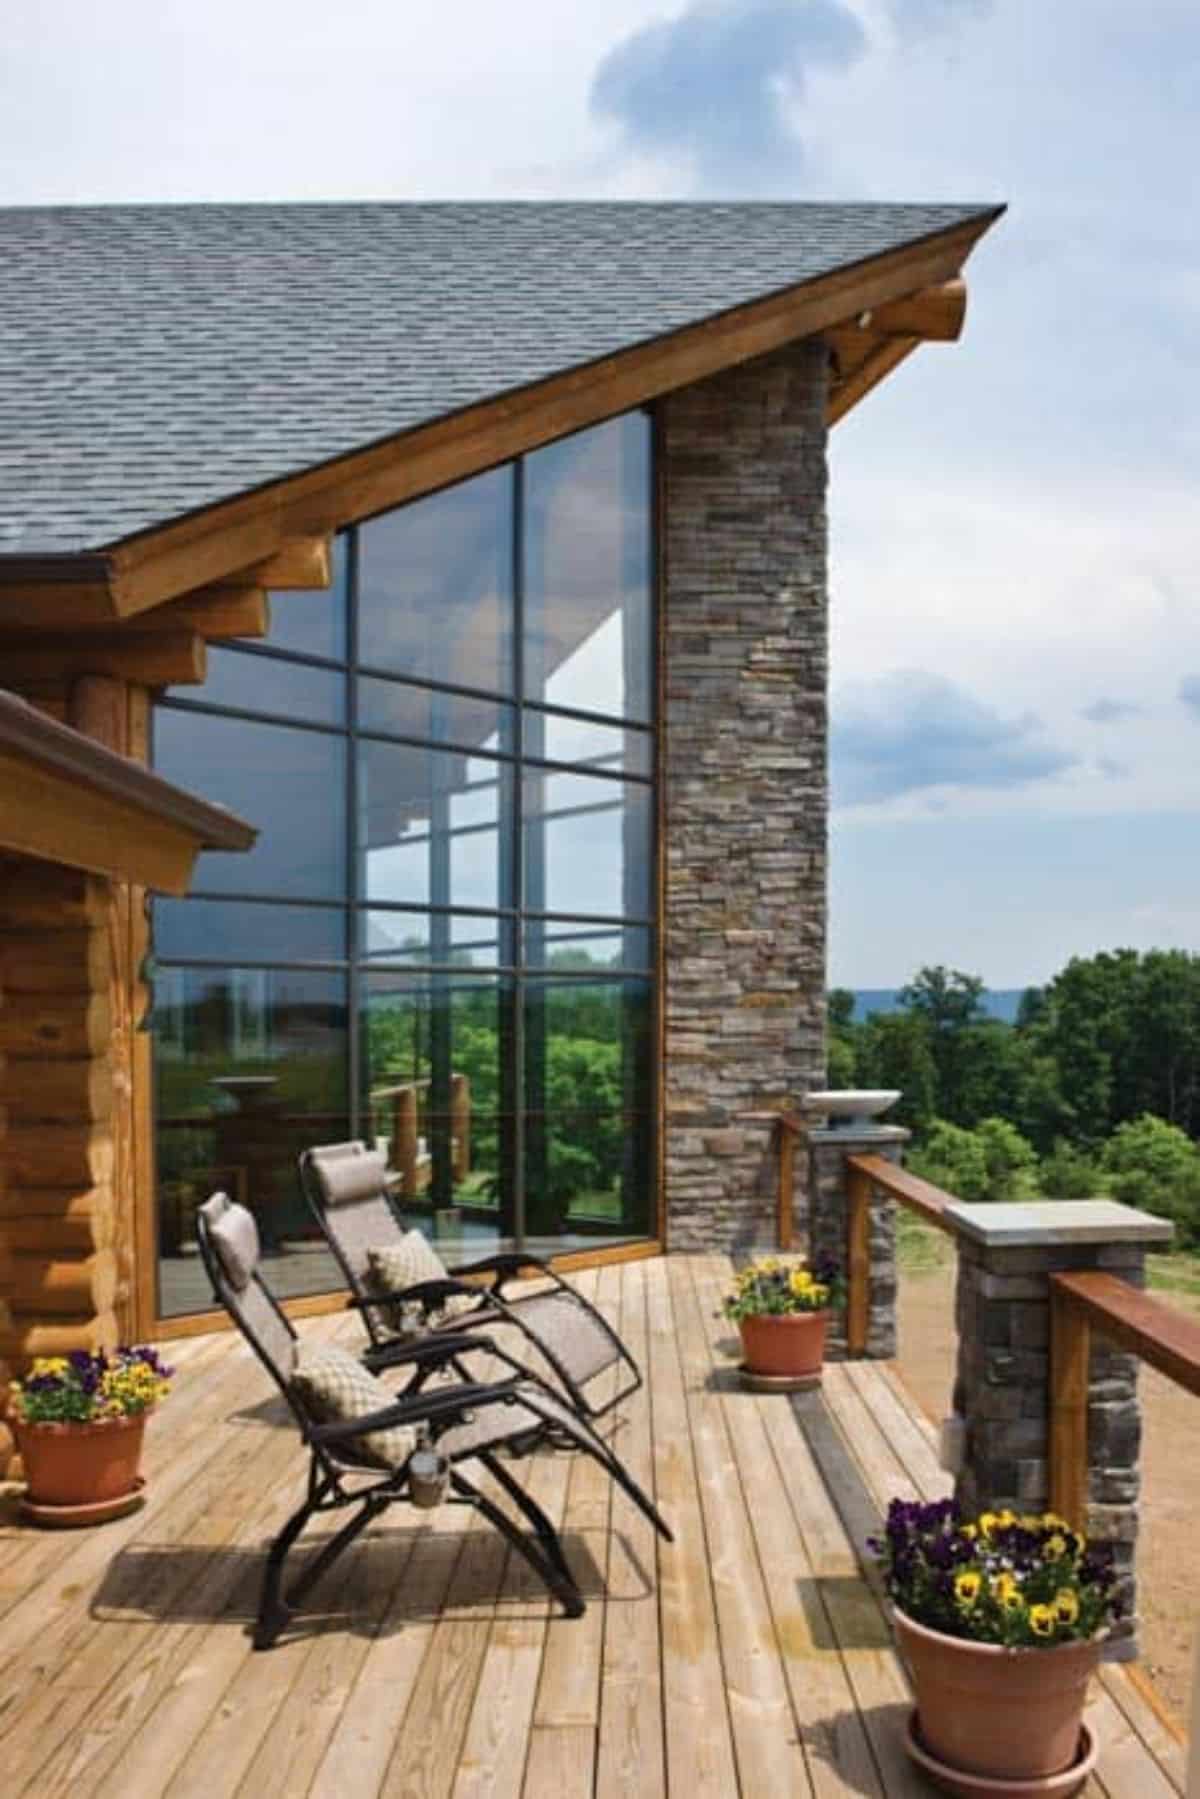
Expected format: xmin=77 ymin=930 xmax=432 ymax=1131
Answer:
xmin=829 ymin=954 xmax=1200 ymax=1247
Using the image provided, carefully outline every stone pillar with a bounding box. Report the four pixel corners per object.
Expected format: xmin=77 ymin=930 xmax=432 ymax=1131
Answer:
xmin=807 ymin=1123 xmax=908 ymax=1360
xmin=661 ymin=338 xmax=829 ymax=1253
xmin=945 ymin=1199 xmax=1173 ymax=1659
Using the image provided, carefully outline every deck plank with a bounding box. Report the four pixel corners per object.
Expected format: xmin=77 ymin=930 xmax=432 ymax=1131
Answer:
xmin=595 ymin=1258 xmax=665 ymax=1799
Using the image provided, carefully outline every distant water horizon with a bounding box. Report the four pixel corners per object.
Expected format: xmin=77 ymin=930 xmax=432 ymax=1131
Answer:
xmin=848 ymin=988 xmax=1025 ymax=1024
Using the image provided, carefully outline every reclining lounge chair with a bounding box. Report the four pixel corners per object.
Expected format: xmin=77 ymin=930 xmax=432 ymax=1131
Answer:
xmin=196 ymin=1192 xmax=670 ymax=1649
xmin=298 ymin=1141 xmax=642 ymax=1421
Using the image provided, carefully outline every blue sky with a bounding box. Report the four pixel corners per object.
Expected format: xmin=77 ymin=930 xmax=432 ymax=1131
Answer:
xmin=5 ymin=0 xmax=1199 ymax=987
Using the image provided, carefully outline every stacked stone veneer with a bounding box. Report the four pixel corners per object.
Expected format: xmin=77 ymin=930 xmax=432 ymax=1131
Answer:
xmin=807 ymin=1126 xmax=907 ymax=1360
xmin=947 ymin=1203 xmax=1171 ymax=1659
xmin=661 ymin=338 xmax=828 ymax=1252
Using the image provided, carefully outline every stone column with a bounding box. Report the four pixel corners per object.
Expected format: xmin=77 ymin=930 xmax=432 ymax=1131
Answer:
xmin=807 ymin=1123 xmax=908 ymax=1360
xmin=944 ymin=1199 xmax=1173 ymax=1660
xmin=661 ymin=339 xmax=829 ymax=1253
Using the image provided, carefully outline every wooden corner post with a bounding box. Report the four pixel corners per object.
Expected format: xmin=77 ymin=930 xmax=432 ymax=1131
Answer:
xmin=845 ymin=1160 xmax=871 ymax=1358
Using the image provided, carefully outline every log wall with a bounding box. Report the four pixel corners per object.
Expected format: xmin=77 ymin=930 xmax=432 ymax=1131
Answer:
xmin=0 ymin=856 xmax=125 ymax=1372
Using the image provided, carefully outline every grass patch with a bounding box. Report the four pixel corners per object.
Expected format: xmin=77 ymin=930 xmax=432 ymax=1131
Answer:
xmin=897 ymin=1211 xmax=953 ymax=1276
xmin=1147 ymin=1251 xmax=1200 ymax=1308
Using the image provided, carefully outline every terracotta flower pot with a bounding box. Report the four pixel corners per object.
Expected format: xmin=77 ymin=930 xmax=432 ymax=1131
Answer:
xmin=893 ymin=1606 xmax=1102 ymax=1782
xmin=738 ymin=1309 xmax=829 ymax=1380
xmin=14 ymin=1412 xmax=149 ymax=1507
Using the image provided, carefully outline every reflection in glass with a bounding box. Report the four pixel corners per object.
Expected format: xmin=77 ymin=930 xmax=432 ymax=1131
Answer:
xmin=156 ymin=708 xmax=346 ymax=900
xmin=265 ymin=535 xmax=349 ymax=662
xmin=361 ymin=910 xmax=506 ymax=969
xmin=358 ymin=468 xmax=513 ymax=691
xmin=362 ymin=971 xmax=511 ymax=1245
xmin=526 ymin=923 xmax=652 ymax=972
xmin=523 ymin=770 xmax=652 ymax=919
xmin=523 ymin=977 xmax=653 ymax=1240
xmin=529 ymin=709 xmax=652 ymax=777
xmin=155 ymin=968 xmax=348 ymax=1316
xmin=176 ymin=647 xmax=345 ymax=725
xmin=359 ymin=677 xmax=510 ymax=754
xmin=360 ymin=741 xmax=511 ymax=912
xmin=524 ymin=414 xmax=652 ymax=720
xmin=156 ymin=898 xmax=345 ymax=964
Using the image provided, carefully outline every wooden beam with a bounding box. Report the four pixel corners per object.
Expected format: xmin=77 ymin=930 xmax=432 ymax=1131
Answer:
xmin=1049 ymin=1282 xmax=1091 ymax=1531
xmin=237 ymin=538 xmax=331 ymax=590
xmin=104 ymin=587 xmax=267 ymax=639
xmin=0 ymin=581 xmax=117 ymax=632
xmin=827 ymin=336 xmax=920 ymax=426
xmin=846 ymin=1152 xmax=958 ymax=1235
xmin=867 ymin=278 xmax=967 ymax=342
xmin=0 ymin=748 xmax=207 ymax=893
xmin=776 ymin=1118 xmax=795 ymax=1252
xmin=0 ymin=631 xmax=206 ymax=687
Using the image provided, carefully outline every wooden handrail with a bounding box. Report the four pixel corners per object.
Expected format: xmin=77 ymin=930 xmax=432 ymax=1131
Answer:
xmin=742 ymin=1109 xmax=805 ymax=1249
xmin=1050 ymin=1270 xmax=1200 ymax=1530
xmin=845 ymin=1152 xmax=958 ymax=1235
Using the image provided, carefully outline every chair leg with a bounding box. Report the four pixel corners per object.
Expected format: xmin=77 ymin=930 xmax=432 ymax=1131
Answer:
xmin=285 ymin=1492 xmax=388 ymax=1610
xmin=450 ymin=1469 xmax=584 ymax=1618
xmin=255 ymin=1489 xmax=319 ymax=1650
xmin=519 ymin=1397 xmax=675 ymax=1545
xmin=479 ymin=1450 xmax=574 ymax=1584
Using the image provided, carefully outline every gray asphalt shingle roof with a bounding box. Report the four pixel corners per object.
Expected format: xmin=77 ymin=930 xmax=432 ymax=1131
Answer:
xmin=0 ymin=201 xmax=997 ymax=556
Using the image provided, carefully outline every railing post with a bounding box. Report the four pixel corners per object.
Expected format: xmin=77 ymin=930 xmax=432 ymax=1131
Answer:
xmin=806 ymin=1114 xmax=909 ymax=1361
xmin=775 ymin=1115 xmax=797 ymax=1251
xmin=1049 ymin=1282 xmax=1090 ymax=1530
xmin=944 ymin=1198 xmax=1173 ymax=1660
xmin=846 ymin=1160 xmax=871 ymax=1357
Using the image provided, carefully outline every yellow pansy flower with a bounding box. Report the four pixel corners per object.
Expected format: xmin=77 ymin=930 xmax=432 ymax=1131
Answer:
xmin=1044 ymin=1533 xmax=1068 ymax=1559
xmin=979 ymin=1512 xmax=1000 ymax=1538
xmin=1029 ymin=1604 xmax=1056 ymax=1637
xmin=789 ymin=1268 xmax=813 ymax=1295
xmin=1054 ymin=1588 xmax=1080 ymax=1626
xmin=954 ymin=1570 xmax=982 ymax=1606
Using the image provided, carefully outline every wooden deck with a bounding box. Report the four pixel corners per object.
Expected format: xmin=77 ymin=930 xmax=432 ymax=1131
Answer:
xmin=0 ymin=1256 xmax=1187 ymax=1796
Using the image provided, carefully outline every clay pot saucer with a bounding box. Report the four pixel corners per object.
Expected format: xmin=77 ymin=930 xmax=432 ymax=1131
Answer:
xmin=736 ymin=1364 xmax=822 ymax=1392
xmin=904 ymin=1710 xmax=1097 ymax=1799
xmin=19 ymin=1477 xmax=146 ymax=1529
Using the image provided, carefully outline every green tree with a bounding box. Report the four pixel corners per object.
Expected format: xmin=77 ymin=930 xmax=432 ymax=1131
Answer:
xmin=826 ymin=987 xmax=859 ymax=1090
xmin=974 ymin=1116 xmax=1038 ymax=1202
xmin=899 ymin=966 xmax=986 ymax=1124
xmin=1039 ymin=1138 xmax=1101 ymax=1199
xmin=855 ymin=1010 xmax=937 ymax=1132
xmin=907 ymin=1119 xmax=990 ymax=1202
xmin=1103 ymin=1113 xmax=1200 ymax=1245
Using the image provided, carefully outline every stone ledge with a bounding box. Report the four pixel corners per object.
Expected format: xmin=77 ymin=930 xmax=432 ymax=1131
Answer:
xmin=942 ymin=1198 xmax=1174 ymax=1248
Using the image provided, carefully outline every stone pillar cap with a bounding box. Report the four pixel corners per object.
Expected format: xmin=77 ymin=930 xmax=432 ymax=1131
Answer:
xmin=942 ymin=1198 xmax=1174 ymax=1248
xmin=805 ymin=1123 xmax=911 ymax=1146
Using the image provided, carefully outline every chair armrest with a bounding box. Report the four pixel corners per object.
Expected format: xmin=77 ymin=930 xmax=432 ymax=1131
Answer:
xmin=307 ymin=1374 xmax=524 ymax=1446
xmin=452 ymin=1251 xmax=551 ymax=1279
xmin=348 ymin=1276 xmax=483 ymax=1314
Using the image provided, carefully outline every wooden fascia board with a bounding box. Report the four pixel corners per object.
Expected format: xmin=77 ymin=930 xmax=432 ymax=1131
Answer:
xmin=0 ymin=747 xmax=206 ymax=892
xmin=0 ymin=209 xmax=999 ymax=625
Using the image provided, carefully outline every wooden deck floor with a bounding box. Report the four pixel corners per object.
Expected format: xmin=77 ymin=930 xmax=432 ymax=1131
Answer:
xmin=0 ymin=1255 xmax=1187 ymax=1796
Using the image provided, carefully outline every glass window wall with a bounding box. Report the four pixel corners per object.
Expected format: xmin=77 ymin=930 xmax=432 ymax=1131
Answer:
xmin=153 ymin=411 xmax=656 ymax=1317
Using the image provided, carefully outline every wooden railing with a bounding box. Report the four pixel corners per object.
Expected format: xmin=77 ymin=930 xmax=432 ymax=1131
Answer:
xmin=845 ymin=1152 xmax=957 ymax=1354
xmin=1049 ymin=1268 xmax=1200 ymax=1527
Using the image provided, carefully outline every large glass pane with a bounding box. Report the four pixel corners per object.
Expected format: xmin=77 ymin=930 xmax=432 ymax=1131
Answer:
xmin=523 ymin=769 xmax=652 ymax=919
xmin=156 ymin=708 xmax=346 ymax=899
xmin=525 ymin=707 xmax=652 ymax=777
xmin=361 ymin=740 xmax=511 ymax=912
xmin=524 ymin=414 xmax=653 ymax=721
xmin=156 ymin=897 xmax=345 ymax=964
xmin=264 ymin=533 xmax=349 ymax=662
xmin=358 ymin=468 xmax=513 ymax=693
xmin=361 ymin=970 xmax=512 ymax=1251
xmin=523 ymin=976 xmax=654 ymax=1242
xmin=359 ymin=677 xmax=511 ymax=755
xmin=172 ymin=647 xmax=345 ymax=725
xmin=155 ymin=967 xmax=348 ymax=1316
xmin=526 ymin=922 xmax=652 ymax=972
xmin=361 ymin=909 xmax=507 ymax=970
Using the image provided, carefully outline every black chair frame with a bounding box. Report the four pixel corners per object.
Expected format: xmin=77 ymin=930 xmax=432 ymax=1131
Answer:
xmin=297 ymin=1145 xmax=643 ymax=1422
xmin=196 ymin=1208 xmax=671 ymax=1651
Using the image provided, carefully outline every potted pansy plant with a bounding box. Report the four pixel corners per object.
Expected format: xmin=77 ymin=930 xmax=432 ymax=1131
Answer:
xmin=10 ymin=1347 xmax=173 ymax=1524
xmin=721 ymin=1255 xmax=841 ymax=1385
xmin=870 ymin=1497 xmax=1122 ymax=1794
